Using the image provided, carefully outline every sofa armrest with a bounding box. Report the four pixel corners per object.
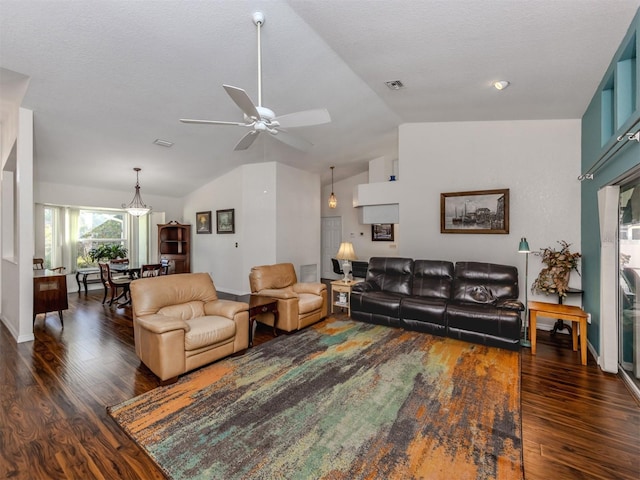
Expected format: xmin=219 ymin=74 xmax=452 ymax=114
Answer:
xmin=256 ymin=288 xmax=298 ymax=299
xmin=293 ymin=282 xmax=327 ymax=296
xmin=351 ymin=281 xmax=377 ymax=293
xmin=135 ymin=314 xmax=190 ymax=334
xmin=205 ymin=299 xmax=249 ymax=318
xmin=497 ymin=299 xmax=525 ymax=311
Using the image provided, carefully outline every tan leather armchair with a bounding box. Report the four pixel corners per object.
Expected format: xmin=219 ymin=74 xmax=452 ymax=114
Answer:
xmin=130 ymin=272 xmax=249 ymax=383
xmin=249 ymin=263 xmax=327 ymax=332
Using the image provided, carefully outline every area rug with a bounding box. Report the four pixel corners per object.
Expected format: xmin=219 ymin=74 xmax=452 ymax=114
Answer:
xmin=108 ymin=318 xmax=523 ymax=480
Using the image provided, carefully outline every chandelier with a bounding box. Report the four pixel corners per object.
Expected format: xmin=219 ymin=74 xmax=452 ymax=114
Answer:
xmin=122 ymin=167 xmax=151 ymax=216
xmin=328 ymin=166 xmax=337 ymax=209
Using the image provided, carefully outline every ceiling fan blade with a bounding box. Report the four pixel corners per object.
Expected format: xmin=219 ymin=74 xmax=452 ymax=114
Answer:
xmin=234 ymin=131 xmax=260 ymax=151
xmin=180 ymin=118 xmax=246 ymax=126
xmin=271 ymin=130 xmax=312 ymax=151
xmin=275 ymin=109 xmax=331 ymax=128
xmin=223 ymin=84 xmax=260 ymax=120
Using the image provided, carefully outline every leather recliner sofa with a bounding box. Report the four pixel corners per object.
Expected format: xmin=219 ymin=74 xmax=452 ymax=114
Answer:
xmin=249 ymin=262 xmax=328 ymax=332
xmin=130 ymin=272 xmax=249 ymax=383
xmin=350 ymin=257 xmax=523 ymax=350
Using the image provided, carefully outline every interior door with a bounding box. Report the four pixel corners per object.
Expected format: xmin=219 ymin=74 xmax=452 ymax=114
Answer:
xmin=321 ymin=216 xmax=342 ymax=279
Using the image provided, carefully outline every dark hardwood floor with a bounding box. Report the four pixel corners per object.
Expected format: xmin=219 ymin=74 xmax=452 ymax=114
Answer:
xmin=1 ymin=290 xmax=638 ymax=479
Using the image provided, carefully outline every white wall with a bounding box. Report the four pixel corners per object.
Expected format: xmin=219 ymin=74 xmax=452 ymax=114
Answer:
xmin=184 ymin=161 xmax=319 ymax=295
xmin=1 ymin=107 xmax=35 ymax=343
xmin=34 ymin=181 xmax=183 ymax=221
xmin=276 ymin=163 xmax=321 ymax=280
xmin=399 ymin=119 xmax=582 ymax=326
xmin=321 ymin=171 xmax=401 ymax=261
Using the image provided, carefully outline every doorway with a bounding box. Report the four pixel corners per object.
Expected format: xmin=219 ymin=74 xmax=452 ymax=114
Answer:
xmin=619 ymin=178 xmax=640 ymax=393
xmin=321 ymin=216 xmax=342 ymax=280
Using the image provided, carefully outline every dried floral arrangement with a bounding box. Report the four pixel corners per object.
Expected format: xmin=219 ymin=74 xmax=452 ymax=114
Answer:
xmin=531 ymin=240 xmax=581 ymax=297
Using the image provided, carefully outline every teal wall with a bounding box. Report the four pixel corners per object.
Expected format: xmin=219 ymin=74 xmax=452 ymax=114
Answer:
xmin=581 ymin=9 xmax=640 ymax=353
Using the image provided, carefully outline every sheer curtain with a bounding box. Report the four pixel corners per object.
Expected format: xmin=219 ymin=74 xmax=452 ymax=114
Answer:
xmin=62 ymin=207 xmax=79 ymax=272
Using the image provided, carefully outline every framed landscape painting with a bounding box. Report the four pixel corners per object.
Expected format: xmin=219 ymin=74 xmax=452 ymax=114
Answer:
xmin=440 ymin=188 xmax=509 ymax=234
xmin=372 ymin=224 xmax=394 ymax=241
xmin=216 ymin=209 xmax=235 ymax=234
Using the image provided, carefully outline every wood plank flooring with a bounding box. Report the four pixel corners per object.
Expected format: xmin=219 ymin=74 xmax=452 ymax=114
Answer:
xmin=1 ymin=290 xmax=638 ymax=479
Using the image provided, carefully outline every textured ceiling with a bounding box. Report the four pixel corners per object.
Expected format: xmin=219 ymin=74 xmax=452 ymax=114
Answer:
xmin=1 ymin=0 xmax=639 ymax=197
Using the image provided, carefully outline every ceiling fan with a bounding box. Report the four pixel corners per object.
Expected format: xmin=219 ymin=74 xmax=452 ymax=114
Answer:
xmin=180 ymin=12 xmax=331 ymax=152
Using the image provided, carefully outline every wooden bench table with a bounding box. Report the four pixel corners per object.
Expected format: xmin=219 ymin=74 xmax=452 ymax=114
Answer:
xmin=528 ymin=300 xmax=589 ymax=365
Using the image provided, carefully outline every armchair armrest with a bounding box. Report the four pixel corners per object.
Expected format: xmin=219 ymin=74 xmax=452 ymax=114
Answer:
xmin=205 ymin=299 xmax=249 ymax=319
xmin=256 ymin=288 xmax=298 ymax=299
xmin=497 ymin=299 xmax=525 ymax=311
xmin=293 ymin=282 xmax=327 ymax=296
xmin=135 ymin=314 xmax=190 ymax=334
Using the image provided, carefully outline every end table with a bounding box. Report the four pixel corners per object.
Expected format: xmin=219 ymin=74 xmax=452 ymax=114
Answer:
xmin=330 ymin=279 xmax=360 ymax=317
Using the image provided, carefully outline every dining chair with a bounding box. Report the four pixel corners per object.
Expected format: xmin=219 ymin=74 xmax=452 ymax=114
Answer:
xmin=33 ymin=258 xmax=45 ymax=270
xmin=99 ymin=262 xmax=131 ymax=306
xmin=140 ymin=264 xmax=163 ymax=278
xmin=49 ymin=266 xmax=66 ymax=273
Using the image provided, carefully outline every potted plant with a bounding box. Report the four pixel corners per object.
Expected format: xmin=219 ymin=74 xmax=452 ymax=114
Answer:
xmin=531 ymin=240 xmax=581 ymax=297
xmin=88 ymin=244 xmax=128 ymax=263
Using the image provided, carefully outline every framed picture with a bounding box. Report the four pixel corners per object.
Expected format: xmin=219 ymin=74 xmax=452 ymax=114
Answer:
xmin=216 ymin=208 xmax=235 ymax=234
xmin=372 ymin=223 xmax=394 ymax=241
xmin=440 ymin=188 xmax=509 ymax=234
xmin=196 ymin=211 xmax=212 ymax=234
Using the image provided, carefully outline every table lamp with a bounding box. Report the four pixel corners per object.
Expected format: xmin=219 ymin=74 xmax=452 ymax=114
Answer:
xmin=518 ymin=237 xmax=531 ymax=347
xmin=336 ymin=242 xmax=357 ymax=283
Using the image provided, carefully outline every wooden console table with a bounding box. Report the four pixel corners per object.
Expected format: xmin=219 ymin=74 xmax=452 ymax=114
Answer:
xmin=529 ymin=300 xmax=589 ymax=365
xmin=34 ymin=270 xmax=68 ymax=327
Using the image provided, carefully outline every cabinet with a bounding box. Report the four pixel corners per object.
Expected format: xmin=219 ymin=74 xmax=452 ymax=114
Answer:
xmin=158 ymin=223 xmax=191 ymax=274
xmin=34 ymin=271 xmax=68 ymax=326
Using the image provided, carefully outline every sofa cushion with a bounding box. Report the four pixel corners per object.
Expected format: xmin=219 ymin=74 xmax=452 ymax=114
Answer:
xmin=158 ymin=300 xmax=205 ymax=321
xmin=452 ymin=262 xmax=519 ymax=304
xmin=354 ymin=291 xmax=405 ymax=318
xmin=184 ymin=316 xmax=236 ymax=351
xmin=298 ymin=292 xmax=324 ymax=314
xmin=400 ymin=296 xmax=448 ymax=326
xmin=365 ymin=257 xmax=414 ymax=295
xmin=446 ymin=302 xmax=521 ymax=340
xmin=412 ymin=260 xmax=454 ymax=299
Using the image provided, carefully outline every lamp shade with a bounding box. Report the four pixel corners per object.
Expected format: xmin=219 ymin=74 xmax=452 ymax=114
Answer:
xmin=336 ymin=242 xmax=357 ymax=261
xmin=518 ymin=237 xmax=531 ymax=253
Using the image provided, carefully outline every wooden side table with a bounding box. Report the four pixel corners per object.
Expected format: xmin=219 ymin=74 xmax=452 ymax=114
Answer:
xmin=330 ymin=280 xmax=360 ymax=317
xmin=34 ymin=270 xmax=68 ymax=327
xmin=529 ymin=300 xmax=589 ymax=365
xmin=248 ymin=295 xmax=279 ymax=346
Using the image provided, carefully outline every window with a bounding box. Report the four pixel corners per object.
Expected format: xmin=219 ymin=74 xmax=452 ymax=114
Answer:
xmin=77 ymin=209 xmax=127 ymax=268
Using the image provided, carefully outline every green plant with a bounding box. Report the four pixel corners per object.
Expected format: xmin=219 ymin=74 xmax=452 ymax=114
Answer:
xmin=531 ymin=240 xmax=581 ymax=297
xmin=88 ymin=244 xmax=128 ymax=263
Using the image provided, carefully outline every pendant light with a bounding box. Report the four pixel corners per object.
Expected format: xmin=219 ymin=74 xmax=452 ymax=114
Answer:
xmin=328 ymin=166 xmax=337 ymax=209
xmin=122 ymin=167 xmax=151 ymax=216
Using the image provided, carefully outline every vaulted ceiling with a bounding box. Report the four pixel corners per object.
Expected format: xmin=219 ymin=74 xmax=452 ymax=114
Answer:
xmin=1 ymin=0 xmax=638 ymax=197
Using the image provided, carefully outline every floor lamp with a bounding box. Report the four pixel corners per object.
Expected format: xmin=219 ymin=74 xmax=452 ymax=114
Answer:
xmin=518 ymin=237 xmax=531 ymax=347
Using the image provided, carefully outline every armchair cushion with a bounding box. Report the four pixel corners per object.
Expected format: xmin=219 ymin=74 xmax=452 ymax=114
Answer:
xmin=184 ymin=316 xmax=236 ymax=351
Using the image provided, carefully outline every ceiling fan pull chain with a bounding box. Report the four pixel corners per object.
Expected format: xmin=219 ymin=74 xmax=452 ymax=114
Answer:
xmin=255 ymin=13 xmax=263 ymax=108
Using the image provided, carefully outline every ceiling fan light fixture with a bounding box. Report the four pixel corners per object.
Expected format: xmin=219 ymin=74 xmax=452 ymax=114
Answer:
xmin=328 ymin=166 xmax=337 ymax=209
xmin=122 ymin=167 xmax=151 ymax=217
xmin=493 ymin=80 xmax=510 ymax=91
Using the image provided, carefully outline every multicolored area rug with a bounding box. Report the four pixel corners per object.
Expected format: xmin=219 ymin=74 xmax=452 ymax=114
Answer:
xmin=108 ymin=318 xmax=523 ymax=480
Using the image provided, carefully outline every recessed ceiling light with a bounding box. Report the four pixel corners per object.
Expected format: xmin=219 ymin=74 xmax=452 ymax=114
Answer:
xmin=385 ymin=80 xmax=405 ymax=90
xmin=153 ymin=139 xmax=174 ymax=147
xmin=493 ymin=80 xmax=510 ymax=91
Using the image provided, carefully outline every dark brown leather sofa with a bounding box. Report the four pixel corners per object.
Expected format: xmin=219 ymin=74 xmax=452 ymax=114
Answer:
xmin=350 ymin=257 xmax=523 ymax=350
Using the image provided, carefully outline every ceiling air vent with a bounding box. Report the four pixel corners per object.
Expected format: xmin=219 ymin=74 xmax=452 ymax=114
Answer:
xmin=385 ymin=80 xmax=405 ymax=90
xmin=153 ymin=139 xmax=174 ymax=148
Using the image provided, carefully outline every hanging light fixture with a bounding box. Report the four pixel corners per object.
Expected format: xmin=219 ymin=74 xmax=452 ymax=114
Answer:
xmin=328 ymin=166 xmax=337 ymax=209
xmin=122 ymin=167 xmax=151 ymax=217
